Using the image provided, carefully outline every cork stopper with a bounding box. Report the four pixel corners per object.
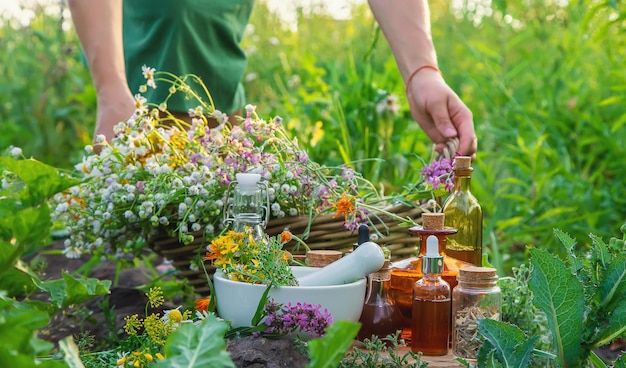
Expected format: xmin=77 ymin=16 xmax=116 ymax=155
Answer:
xmin=458 ymin=266 xmax=498 ymax=283
xmin=306 ymin=250 xmax=343 ymax=267
xmin=421 ymin=212 xmax=445 ymax=230
xmin=454 ymin=156 xmax=472 ymax=169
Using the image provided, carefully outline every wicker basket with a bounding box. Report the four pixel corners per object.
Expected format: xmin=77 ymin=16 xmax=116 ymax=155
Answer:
xmin=149 ymin=230 xmax=214 ymax=295
xmin=265 ymin=203 xmax=423 ymax=261
xmin=149 ymin=203 xmax=424 ymax=296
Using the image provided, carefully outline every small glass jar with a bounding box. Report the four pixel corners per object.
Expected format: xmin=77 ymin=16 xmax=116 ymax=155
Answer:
xmin=451 ymin=266 xmax=501 ymax=362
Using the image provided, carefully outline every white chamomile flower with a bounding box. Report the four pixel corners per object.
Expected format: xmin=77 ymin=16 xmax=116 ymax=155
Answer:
xmin=142 ymin=65 xmax=157 ymax=89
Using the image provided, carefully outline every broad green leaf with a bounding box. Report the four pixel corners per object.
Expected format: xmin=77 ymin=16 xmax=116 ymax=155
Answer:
xmin=0 ymin=350 xmax=41 ymax=368
xmin=529 ymin=248 xmax=584 ymax=367
xmin=0 ymin=205 xmax=52 ymax=253
xmin=477 ymin=319 xmax=538 ymax=368
xmin=599 ymin=254 xmax=626 ymax=311
xmin=476 ymin=344 xmax=505 ymax=368
xmin=306 ymin=320 xmax=360 ymax=368
xmin=0 ymin=268 xmax=37 ymax=297
xmin=38 ymin=271 xmax=111 ymax=309
xmin=0 ymin=306 xmax=51 ymax=359
xmin=158 ymin=313 xmax=234 ymax=368
xmin=59 ymin=336 xmax=86 ymax=368
xmin=0 ymin=157 xmax=80 ymax=207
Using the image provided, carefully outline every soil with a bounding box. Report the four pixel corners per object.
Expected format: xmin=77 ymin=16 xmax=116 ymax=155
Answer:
xmin=33 ymin=240 xmax=309 ymax=367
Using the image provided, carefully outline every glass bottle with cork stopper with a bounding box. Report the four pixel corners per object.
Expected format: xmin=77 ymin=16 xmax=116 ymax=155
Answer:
xmin=411 ymin=234 xmax=451 ymax=355
xmin=357 ymin=257 xmax=403 ymax=344
xmin=389 ymin=212 xmax=468 ymax=342
xmin=442 ymin=156 xmax=483 ymax=266
xmin=452 ymin=266 xmax=501 ymax=362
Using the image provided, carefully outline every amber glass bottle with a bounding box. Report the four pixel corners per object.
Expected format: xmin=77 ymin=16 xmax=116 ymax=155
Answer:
xmin=443 ymin=156 xmax=483 ymax=266
xmin=357 ymin=260 xmax=403 ymax=343
xmin=389 ymin=213 xmax=467 ymax=342
xmin=411 ymin=235 xmax=451 ymax=355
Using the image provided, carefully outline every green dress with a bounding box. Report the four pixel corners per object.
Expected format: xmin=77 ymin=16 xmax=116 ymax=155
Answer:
xmin=123 ymin=0 xmax=255 ymax=114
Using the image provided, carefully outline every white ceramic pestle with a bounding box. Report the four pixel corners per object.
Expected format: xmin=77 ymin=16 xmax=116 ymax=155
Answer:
xmin=297 ymin=241 xmax=386 ymax=286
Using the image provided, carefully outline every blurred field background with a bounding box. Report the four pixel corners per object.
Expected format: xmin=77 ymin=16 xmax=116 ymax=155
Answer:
xmin=1 ymin=0 xmax=625 ymax=274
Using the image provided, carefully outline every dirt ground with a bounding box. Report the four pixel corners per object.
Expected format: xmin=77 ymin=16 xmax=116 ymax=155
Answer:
xmin=34 ymin=241 xmax=165 ymax=346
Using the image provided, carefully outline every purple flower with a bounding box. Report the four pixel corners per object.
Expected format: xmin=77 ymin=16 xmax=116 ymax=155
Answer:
xmin=297 ymin=152 xmax=309 ymax=163
xmin=342 ymin=168 xmax=355 ymax=181
xmin=135 ymin=181 xmax=145 ymax=193
xmin=258 ymin=299 xmax=333 ymax=338
xmin=421 ymin=157 xmax=454 ymax=192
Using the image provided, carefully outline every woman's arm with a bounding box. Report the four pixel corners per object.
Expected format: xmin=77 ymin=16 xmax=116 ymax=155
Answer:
xmin=368 ymin=0 xmax=477 ymax=158
xmin=68 ymin=0 xmax=134 ymax=142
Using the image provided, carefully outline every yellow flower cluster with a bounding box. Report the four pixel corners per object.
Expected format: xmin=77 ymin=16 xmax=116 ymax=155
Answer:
xmin=204 ymin=229 xmax=301 ymax=286
xmin=122 ymin=287 xmax=192 ymax=348
xmin=116 ymin=350 xmax=164 ymax=367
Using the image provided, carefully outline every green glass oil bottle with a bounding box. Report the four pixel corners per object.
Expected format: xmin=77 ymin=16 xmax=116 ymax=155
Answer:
xmin=442 ymin=156 xmax=483 ymax=266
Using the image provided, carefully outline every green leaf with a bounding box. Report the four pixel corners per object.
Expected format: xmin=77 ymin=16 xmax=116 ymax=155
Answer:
xmin=0 ymin=157 xmax=80 ymax=207
xmin=592 ymin=302 xmax=626 ymax=348
xmin=0 ymin=301 xmax=54 ymax=363
xmin=599 ymin=254 xmax=626 ymax=311
xmin=306 ymin=320 xmax=360 ymax=368
xmin=553 ymin=228 xmax=584 ymax=274
xmin=529 ymin=248 xmax=584 ymax=367
xmin=477 ymin=319 xmax=538 ymax=368
xmin=251 ymin=284 xmax=273 ymax=326
xmin=38 ymin=271 xmax=111 ymax=309
xmin=476 ymin=345 xmax=505 ymax=368
xmin=553 ymin=228 xmax=575 ymax=252
xmin=158 ymin=313 xmax=234 ymax=368
xmin=0 ymin=205 xmax=52 ymax=253
xmin=0 ymin=268 xmax=38 ymax=297
xmin=589 ymin=233 xmax=610 ymax=270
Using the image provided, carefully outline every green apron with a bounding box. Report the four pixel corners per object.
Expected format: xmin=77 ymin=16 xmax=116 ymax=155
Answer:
xmin=123 ymin=0 xmax=254 ymax=113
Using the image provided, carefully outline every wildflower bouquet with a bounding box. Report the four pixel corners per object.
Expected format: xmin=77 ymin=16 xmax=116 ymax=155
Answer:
xmin=204 ymin=229 xmax=301 ymax=286
xmin=51 ymin=70 xmax=390 ymax=260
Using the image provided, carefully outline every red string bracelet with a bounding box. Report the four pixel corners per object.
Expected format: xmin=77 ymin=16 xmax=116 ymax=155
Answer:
xmin=404 ymin=65 xmax=442 ymax=95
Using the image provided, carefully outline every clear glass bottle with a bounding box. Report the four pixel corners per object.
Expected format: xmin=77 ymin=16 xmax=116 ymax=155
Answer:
xmin=452 ymin=266 xmax=501 ymax=362
xmin=358 ymin=260 xmax=403 ymax=343
xmin=443 ymin=156 xmax=483 ymax=266
xmin=411 ymin=235 xmax=451 ymax=356
xmin=224 ymin=173 xmax=269 ymax=240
